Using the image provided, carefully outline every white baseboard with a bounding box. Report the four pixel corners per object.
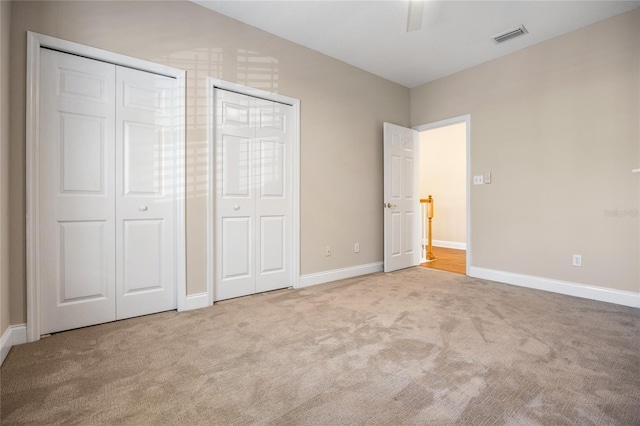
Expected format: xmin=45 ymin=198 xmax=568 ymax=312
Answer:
xmin=183 ymin=292 xmax=210 ymax=311
xmin=468 ymin=266 xmax=640 ymax=308
xmin=432 ymin=240 xmax=467 ymax=250
xmin=298 ymin=262 xmax=384 ymax=289
xmin=1 ymin=324 xmax=27 ymax=366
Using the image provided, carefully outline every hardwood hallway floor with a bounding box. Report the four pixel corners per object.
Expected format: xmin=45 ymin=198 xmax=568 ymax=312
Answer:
xmin=420 ymin=246 xmax=466 ymax=275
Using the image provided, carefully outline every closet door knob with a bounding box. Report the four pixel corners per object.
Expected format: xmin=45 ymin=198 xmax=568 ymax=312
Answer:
xmin=234 ymin=205 xmax=240 ymax=211
xmin=139 ymin=205 xmax=148 ymax=211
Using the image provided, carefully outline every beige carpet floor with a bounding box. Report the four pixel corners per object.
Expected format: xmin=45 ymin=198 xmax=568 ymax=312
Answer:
xmin=1 ymin=267 xmax=639 ymax=425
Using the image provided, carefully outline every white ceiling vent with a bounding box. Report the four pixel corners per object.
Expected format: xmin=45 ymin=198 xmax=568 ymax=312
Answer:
xmin=491 ymin=25 xmax=528 ymax=44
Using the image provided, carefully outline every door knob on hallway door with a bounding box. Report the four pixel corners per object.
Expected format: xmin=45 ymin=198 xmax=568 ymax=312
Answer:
xmin=385 ymin=203 xmax=397 ymax=209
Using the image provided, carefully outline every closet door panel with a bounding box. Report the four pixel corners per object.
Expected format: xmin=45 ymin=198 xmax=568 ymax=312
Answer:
xmin=254 ymin=99 xmax=292 ymax=293
xmin=123 ymin=219 xmax=163 ymax=293
xmin=39 ymin=49 xmax=117 ymax=334
xmin=115 ymin=66 xmax=177 ymax=319
xmin=214 ymin=89 xmax=293 ymax=300
xmin=215 ymin=89 xmax=255 ymax=301
xmin=58 ymin=221 xmax=109 ymax=301
xmin=259 ymin=215 xmax=285 ymax=274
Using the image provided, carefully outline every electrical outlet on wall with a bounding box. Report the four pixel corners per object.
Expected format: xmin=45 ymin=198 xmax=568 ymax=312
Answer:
xmin=572 ymin=254 xmax=582 ymax=267
xmin=473 ymin=175 xmax=484 ymax=185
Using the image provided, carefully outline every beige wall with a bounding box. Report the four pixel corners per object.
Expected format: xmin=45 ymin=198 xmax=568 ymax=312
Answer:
xmin=1 ymin=0 xmax=11 ymax=336
xmin=419 ymin=123 xmax=466 ymax=245
xmin=8 ymin=1 xmax=410 ymax=324
xmin=411 ymin=9 xmax=640 ymax=293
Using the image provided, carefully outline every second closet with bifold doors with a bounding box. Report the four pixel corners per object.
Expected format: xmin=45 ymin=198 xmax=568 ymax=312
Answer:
xmin=38 ymin=48 xmax=180 ymax=334
xmin=215 ymin=88 xmax=294 ymax=301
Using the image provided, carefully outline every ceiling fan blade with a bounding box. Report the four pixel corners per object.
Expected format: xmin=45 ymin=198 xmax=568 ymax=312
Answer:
xmin=407 ymin=0 xmax=425 ymax=32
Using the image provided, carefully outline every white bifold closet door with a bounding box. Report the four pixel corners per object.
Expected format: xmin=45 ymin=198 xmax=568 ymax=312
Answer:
xmin=39 ymin=49 xmax=177 ymax=334
xmin=215 ymin=89 xmax=293 ymax=301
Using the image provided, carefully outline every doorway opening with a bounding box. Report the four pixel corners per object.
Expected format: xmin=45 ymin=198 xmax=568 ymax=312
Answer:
xmin=415 ymin=116 xmax=470 ymax=275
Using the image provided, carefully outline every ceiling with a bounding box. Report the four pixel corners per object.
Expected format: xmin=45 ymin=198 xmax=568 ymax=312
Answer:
xmin=191 ymin=1 xmax=640 ymax=89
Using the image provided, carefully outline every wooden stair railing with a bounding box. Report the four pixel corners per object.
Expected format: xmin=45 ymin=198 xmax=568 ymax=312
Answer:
xmin=420 ymin=196 xmax=435 ymax=262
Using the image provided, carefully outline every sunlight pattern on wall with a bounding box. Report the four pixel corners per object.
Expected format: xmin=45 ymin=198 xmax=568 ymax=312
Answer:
xmin=237 ymin=49 xmax=279 ymax=93
xmin=157 ymin=48 xmax=280 ymax=200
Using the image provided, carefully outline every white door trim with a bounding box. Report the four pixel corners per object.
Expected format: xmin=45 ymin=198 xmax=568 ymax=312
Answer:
xmin=26 ymin=32 xmax=187 ymax=342
xmin=413 ymin=114 xmax=471 ymax=273
xmin=206 ymin=78 xmax=301 ymax=305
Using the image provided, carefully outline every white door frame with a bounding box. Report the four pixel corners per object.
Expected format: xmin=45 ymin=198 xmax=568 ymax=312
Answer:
xmin=413 ymin=114 xmax=471 ymax=273
xmin=26 ymin=32 xmax=187 ymax=342
xmin=206 ymin=78 xmax=301 ymax=305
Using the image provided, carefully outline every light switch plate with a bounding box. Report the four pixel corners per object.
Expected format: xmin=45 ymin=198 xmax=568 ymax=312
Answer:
xmin=483 ymin=172 xmax=492 ymax=184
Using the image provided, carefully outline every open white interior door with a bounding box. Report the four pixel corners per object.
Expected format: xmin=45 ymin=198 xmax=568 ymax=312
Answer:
xmin=383 ymin=122 xmax=420 ymax=272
